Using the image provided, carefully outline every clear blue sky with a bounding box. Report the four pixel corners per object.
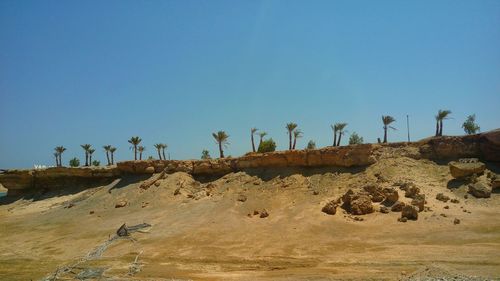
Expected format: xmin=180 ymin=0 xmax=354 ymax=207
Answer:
xmin=1 ymin=0 xmax=499 ymax=169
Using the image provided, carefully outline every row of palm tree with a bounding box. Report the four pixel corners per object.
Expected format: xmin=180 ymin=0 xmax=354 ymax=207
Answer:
xmin=154 ymin=143 xmax=168 ymax=160
xmin=331 ymin=123 xmax=347 ymax=146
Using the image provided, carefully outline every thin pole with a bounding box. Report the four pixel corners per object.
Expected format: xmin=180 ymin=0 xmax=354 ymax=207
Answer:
xmin=407 ymin=115 xmax=410 ymax=142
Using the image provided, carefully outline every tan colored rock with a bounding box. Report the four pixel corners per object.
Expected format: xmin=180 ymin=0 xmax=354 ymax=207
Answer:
xmin=115 ymin=200 xmax=127 ymax=208
xmin=322 ymin=200 xmax=339 ymax=215
xmin=401 ymin=205 xmax=418 ymax=220
xmin=449 ymin=160 xmax=486 ymax=179
xmin=468 ymin=182 xmax=491 ymax=198
xmin=145 ymin=166 xmax=155 ymax=173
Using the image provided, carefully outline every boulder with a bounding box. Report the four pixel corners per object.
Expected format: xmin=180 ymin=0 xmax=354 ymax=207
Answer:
xmin=380 ymin=206 xmax=390 ymax=214
xmin=237 ymin=194 xmax=247 ymax=202
xmin=350 ymin=195 xmax=374 ymax=215
xmin=449 ymin=160 xmax=486 ymax=179
xmin=401 ymin=205 xmax=418 ymax=220
xmin=321 ymin=200 xmax=338 ymax=215
xmin=468 ymin=182 xmax=491 ymax=198
xmin=436 ymin=193 xmax=450 ymax=202
xmin=145 ymin=166 xmax=155 ymax=173
xmin=391 ymin=201 xmax=405 ymax=212
xmin=404 ymin=185 xmax=420 ymax=199
xmin=363 ymin=184 xmax=384 ymax=202
xmin=260 ymin=209 xmax=269 ymax=218
xmin=381 ymin=187 xmax=399 ymax=204
xmin=491 ymin=178 xmax=500 ymax=191
xmin=411 ymin=194 xmax=425 ymax=212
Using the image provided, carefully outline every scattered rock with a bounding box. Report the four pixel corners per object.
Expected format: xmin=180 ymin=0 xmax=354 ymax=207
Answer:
xmin=353 ymin=216 xmax=364 ymax=221
xmin=322 ymin=200 xmax=338 ymax=215
xmin=404 ymin=185 xmax=420 ymax=199
xmin=463 ymin=194 xmax=468 ymax=199
xmin=468 ymin=182 xmax=491 ymax=198
xmin=260 ymin=209 xmax=269 ymax=218
xmin=64 ymin=203 xmax=75 ymax=209
xmin=117 ymin=223 xmax=129 ymax=236
xmin=450 ymin=199 xmax=460 ymax=204
xmin=237 ymin=194 xmax=247 ymax=202
xmin=381 ymin=187 xmax=399 ymax=204
xmin=444 ymin=205 xmax=449 ymax=209
xmin=253 ymin=210 xmax=259 ymax=216
xmin=350 ymin=195 xmax=374 ymax=215
xmin=454 ymin=218 xmax=460 ymax=225
xmin=401 ymin=205 xmax=418 ymax=220
xmin=363 ymin=184 xmax=384 ymax=202
xmin=435 ymin=193 xmax=450 ymax=202
xmin=154 ymin=181 xmax=161 ymax=187
xmin=115 ymin=200 xmax=127 ymax=208
xmin=312 ymin=190 xmax=319 ymax=195
xmin=89 ymin=210 xmax=94 ymax=214
xmin=449 ymin=160 xmax=486 ymax=179
xmin=380 ymin=206 xmax=390 ymax=214
xmin=492 ymin=178 xmax=500 ymax=191
xmin=141 ymin=202 xmax=149 ymax=208
xmin=398 ymin=217 xmax=408 ymax=223
xmin=174 ymin=188 xmax=181 ymax=196
xmin=440 ymin=213 xmax=447 ymax=217
xmin=391 ymin=201 xmax=405 ymax=212
xmin=411 ymin=194 xmax=425 ymax=212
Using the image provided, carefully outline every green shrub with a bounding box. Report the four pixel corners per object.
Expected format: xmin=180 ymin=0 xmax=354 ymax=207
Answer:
xmin=92 ymin=160 xmax=100 ymax=166
xmin=349 ymin=132 xmax=364 ymax=145
xmin=306 ymin=140 xmax=316 ymax=150
xmin=258 ymin=138 xmax=277 ymax=153
xmin=69 ymin=157 xmax=80 ymax=167
xmin=201 ymin=149 xmax=211 ymax=159
xmin=462 ymin=114 xmax=480 ymax=135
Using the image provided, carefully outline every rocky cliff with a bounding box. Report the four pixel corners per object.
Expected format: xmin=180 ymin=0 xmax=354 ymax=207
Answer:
xmin=1 ymin=130 xmax=499 ymax=196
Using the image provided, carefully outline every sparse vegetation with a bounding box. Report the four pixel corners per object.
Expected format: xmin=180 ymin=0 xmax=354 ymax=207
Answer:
xmin=109 ymin=147 xmax=116 ymax=165
xmin=201 ymin=149 xmax=211 ymax=160
xmin=349 ymin=132 xmax=364 ymax=145
xmin=212 ymin=131 xmax=229 ymax=158
xmin=462 ymin=114 xmax=480 ymax=135
xmin=80 ymin=144 xmax=92 ymax=166
xmin=54 ymin=146 xmax=66 ymax=167
xmin=258 ymin=132 xmax=267 ymax=148
xmin=138 ymin=146 xmax=145 ymax=160
xmin=435 ymin=110 xmax=452 ymax=136
xmin=103 ymin=145 xmax=112 ymax=166
xmin=69 ymin=157 xmax=80 ymax=167
xmin=88 ymin=148 xmax=95 ymax=165
xmin=292 ymin=129 xmax=303 ymax=150
xmin=258 ymin=138 xmax=277 ymax=153
xmin=128 ymin=136 xmax=142 ymax=160
xmin=92 ymin=160 xmax=100 ymax=166
xmin=286 ymin=123 xmax=298 ymax=150
xmin=251 ymin=128 xmax=258 ymax=152
xmin=306 ymin=140 xmax=316 ymax=150
xmin=382 ymin=116 xmax=396 ymax=143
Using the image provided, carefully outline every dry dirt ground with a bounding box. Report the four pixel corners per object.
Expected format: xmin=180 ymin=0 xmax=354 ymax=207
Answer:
xmin=0 ymin=156 xmax=499 ymax=280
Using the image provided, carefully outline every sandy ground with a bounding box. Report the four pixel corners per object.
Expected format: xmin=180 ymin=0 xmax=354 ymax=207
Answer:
xmin=0 ymin=156 xmax=499 ymax=280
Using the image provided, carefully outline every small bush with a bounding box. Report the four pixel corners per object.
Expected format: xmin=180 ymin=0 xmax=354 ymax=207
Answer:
xmin=201 ymin=149 xmax=211 ymax=159
xmin=69 ymin=157 xmax=80 ymax=167
xmin=349 ymin=132 xmax=364 ymax=145
xmin=92 ymin=160 xmax=100 ymax=166
xmin=306 ymin=140 xmax=316 ymax=150
xmin=258 ymin=138 xmax=277 ymax=153
xmin=462 ymin=114 xmax=480 ymax=135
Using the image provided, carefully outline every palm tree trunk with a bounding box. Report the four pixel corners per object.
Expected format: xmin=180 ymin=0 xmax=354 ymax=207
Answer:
xmin=111 ymin=153 xmax=114 ymax=165
xmin=59 ymin=154 xmax=62 ymax=167
xmin=89 ymin=155 xmax=92 ymax=165
xmin=157 ymin=149 xmax=162 ymax=160
xmin=219 ymin=142 xmax=224 ymax=158
xmin=134 ymin=145 xmax=137 ymax=160
xmin=106 ymin=152 xmax=111 ymax=166
xmin=435 ymin=121 xmax=439 ymax=137
xmin=337 ymin=134 xmax=342 ymax=146
xmin=139 ymin=152 xmax=142 ymax=160
xmin=259 ymin=137 xmax=263 ymax=148
xmin=383 ymin=127 xmax=388 ymax=143
xmin=439 ymin=120 xmax=443 ymax=136
xmin=292 ymin=136 xmax=297 ymax=150
xmin=289 ymin=132 xmax=292 ymax=150
xmin=85 ymin=153 xmax=89 ymax=166
xmin=251 ymin=134 xmax=256 ymax=152
xmin=333 ymin=132 xmax=337 ymax=147
xmin=162 ymin=149 xmax=166 ymax=160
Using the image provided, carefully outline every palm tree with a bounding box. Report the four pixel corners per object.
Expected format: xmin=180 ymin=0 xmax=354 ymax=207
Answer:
xmin=103 ymin=145 xmax=112 ymax=165
xmin=54 ymin=146 xmax=66 ymax=167
xmin=128 ymin=136 xmax=142 ymax=160
xmin=80 ymin=144 xmax=92 ymax=166
xmin=88 ymin=148 xmax=95 ymax=165
xmin=138 ymin=146 xmax=145 ymax=160
xmin=161 ymin=144 xmax=167 ymax=160
xmin=435 ymin=110 xmax=452 ymax=136
xmin=53 ymin=152 xmax=59 ymax=166
xmin=286 ymin=123 xmax=298 ymax=150
xmin=212 ymin=131 xmax=229 ymax=158
xmin=382 ymin=115 xmax=396 ymax=143
xmin=330 ymin=124 xmax=338 ymax=147
xmin=258 ymin=132 xmax=267 ymax=147
xmin=109 ymin=147 xmax=117 ymax=165
xmin=335 ymin=123 xmax=348 ymax=146
xmin=251 ymin=128 xmax=258 ymax=152
xmin=154 ymin=144 xmax=163 ymax=160
xmin=292 ymin=129 xmax=303 ymax=150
